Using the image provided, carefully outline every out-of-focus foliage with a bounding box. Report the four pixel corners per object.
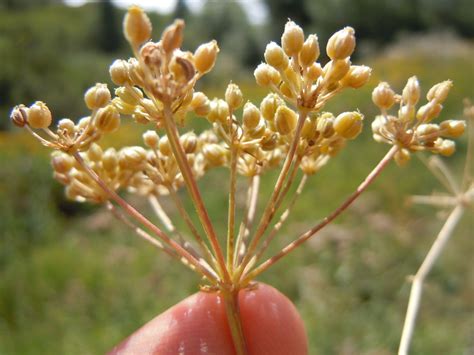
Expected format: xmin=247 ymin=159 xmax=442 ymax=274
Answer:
xmin=265 ymin=0 xmax=474 ymax=44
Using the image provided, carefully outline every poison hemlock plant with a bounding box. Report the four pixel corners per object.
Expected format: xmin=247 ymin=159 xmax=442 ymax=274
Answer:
xmin=10 ymin=6 xmax=467 ymax=354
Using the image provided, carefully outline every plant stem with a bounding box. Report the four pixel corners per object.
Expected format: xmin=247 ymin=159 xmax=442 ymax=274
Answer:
xmin=221 ymin=287 xmax=247 ymax=355
xmin=227 ymin=110 xmax=238 ymax=273
xmin=162 ymin=102 xmax=230 ymax=283
xmin=242 ymin=145 xmax=398 ymax=284
xmin=234 ymin=175 xmax=260 ymax=268
xmin=398 ymin=204 xmax=465 ymax=355
xmin=166 ymin=186 xmax=216 ymax=266
xmin=255 ymin=173 xmax=308 ymax=261
xmin=239 ymin=110 xmax=307 ymax=277
xmin=72 ymin=152 xmax=218 ymax=284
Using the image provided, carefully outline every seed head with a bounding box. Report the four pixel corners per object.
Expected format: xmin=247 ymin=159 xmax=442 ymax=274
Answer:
xmin=119 ymin=146 xmax=147 ymax=169
xmin=51 ymin=152 xmax=74 ymax=173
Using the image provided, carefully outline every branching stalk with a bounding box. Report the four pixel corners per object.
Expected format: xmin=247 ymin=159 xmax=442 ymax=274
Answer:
xmin=234 ymin=175 xmax=260 ymax=267
xmin=242 ymin=145 xmax=398 ymax=284
xmin=255 ymin=174 xmax=308 ymax=262
xmin=161 ymin=102 xmax=230 ymax=283
xmin=398 ymin=204 xmax=465 ymax=355
xmin=72 ymin=152 xmax=218 ymax=284
xmin=239 ymin=110 xmax=308 ymax=277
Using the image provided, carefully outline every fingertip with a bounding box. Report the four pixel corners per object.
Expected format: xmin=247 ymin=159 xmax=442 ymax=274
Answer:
xmin=239 ymin=283 xmax=308 ymax=355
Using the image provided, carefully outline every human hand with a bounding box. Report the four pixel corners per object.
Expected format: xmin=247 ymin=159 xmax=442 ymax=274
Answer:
xmin=109 ymin=283 xmax=308 ymax=354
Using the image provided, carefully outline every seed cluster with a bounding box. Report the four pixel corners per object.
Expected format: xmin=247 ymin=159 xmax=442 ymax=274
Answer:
xmin=371 ymin=77 xmax=465 ymax=165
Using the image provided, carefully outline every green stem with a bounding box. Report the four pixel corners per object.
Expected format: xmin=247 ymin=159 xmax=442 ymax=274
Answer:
xmin=222 ymin=287 xmax=247 ymax=355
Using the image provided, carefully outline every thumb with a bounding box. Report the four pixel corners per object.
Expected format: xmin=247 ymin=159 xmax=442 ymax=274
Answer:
xmin=109 ymin=283 xmax=308 ymax=355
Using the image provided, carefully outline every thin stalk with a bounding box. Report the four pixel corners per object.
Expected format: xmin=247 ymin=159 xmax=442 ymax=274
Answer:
xmin=166 ymin=185 xmax=216 ymax=267
xmin=255 ymin=174 xmax=308 ymax=262
xmin=242 ymin=145 xmax=398 ymax=284
xmin=221 ymin=287 xmax=247 ymax=355
xmin=239 ymin=110 xmax=308 ymax=277
xmin=161 ymin=102 xmax=230 ymax=283
xmin=234 ymin=175 xmax=260 ymax=268
xmin=398 ymin=204 xmax=465 ymax=355
xmin=72 ymin=152 xmax=218 ymax=284
xmin=148 ymin=194 xmax=202 ymax=260
xmin=227 ymin=110 xmax=238 ymax=273
xmin=106 ymin=202 xmax=178 ymax=262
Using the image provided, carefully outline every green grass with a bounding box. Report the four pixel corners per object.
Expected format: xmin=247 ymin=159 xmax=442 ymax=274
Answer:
xmin=0 ymin=48 xmax=473 ymax=354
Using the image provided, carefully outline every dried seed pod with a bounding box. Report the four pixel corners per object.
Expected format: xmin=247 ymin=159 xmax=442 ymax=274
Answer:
xmin=87 ymin=143 xmax=103 ymax=162
xmin=194 ymin=40 xmax=219 ymax=74
xmin=340 ymin=65 xmax=371 ymax=88
xmin=372 ymin=82 xmax=396 ymax=110
xmin=84 ymin=83 xmax=111 ymax=110
xmin=326 ymin=27 xmax=356 ymax=60
xmin=109 ymin=59 xmax=130 ymax=86
xmin=264 ymin=42 xmax=289 ymax=70
xmin=190 ymin=92 xmax=211 ymax=117
xmin=51 ymin=152 xmax=74 ymax=174
xmin=123 ymin=6 xmax=152 ymax=47
xmin=103 ymin=148 xmax=118 ymax=172
xmin=275 ymin=106 xmax=297 ymax=135
xmin=427 ymin=80 xmax=453 ymax=103
xmin=416 ymin=102 xmax=442 ymax=122
xmin=94 ymin=105 xmax=120 ymax=133
xmin=161 ymin=19 xmax=184 ymax=54
xmin=254 ymin=63 xmax=281 ymax=87
xmin=119 ymin=146 xmax=147 ymax=169
xmin=394 ymin=148 xmax=411 ymax=166
xmin=281 ymin=21 xmax=304 ymax=56
xmin=402 ymin=76 xmax=420 ymax=106
xmin=143 ymin=130 xmax=159 ymax=149
xmin=225 ymin=83 xmax=243 ymax=110
xmin=10 ymin=105 xmax=28 ymax=127
xmin=436 ymin=139 xmax=455 ymax=156
xmin=28 ymin=101 xmax=52 ymax=129
xmin=242 ymin=102 xmax=261 ymax=130
xmin=299 ymin=34 xmax=320 ymax=67
xmin=334 ymin=111 xmax=363 ymax=139
xmin=180 ymin=132 xmax=198 ymax=154
xmin=439 ymin=120 xmax=466 ymax=138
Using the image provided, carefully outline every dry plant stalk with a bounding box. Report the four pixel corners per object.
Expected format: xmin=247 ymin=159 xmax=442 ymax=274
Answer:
xmin=398 ymin=101 xmax=473 ymax=355
xmin=10 ymin=6 xmax=467 ymax=353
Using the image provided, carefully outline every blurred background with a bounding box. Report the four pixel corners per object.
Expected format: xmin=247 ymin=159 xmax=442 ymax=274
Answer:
xmin=0 ymin=0 xmax=473 ymax=353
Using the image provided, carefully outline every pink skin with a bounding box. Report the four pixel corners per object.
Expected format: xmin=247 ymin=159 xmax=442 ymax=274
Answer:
xmin=109 ymin=283 xmax=308 ymax=355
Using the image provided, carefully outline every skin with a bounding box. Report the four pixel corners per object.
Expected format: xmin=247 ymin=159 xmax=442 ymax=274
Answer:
xmin=109 ymin=283 xmax=308 ymax=355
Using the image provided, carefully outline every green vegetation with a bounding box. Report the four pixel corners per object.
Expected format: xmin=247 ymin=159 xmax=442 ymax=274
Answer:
xmin=0 ymin=1 xmax=472 ymax=354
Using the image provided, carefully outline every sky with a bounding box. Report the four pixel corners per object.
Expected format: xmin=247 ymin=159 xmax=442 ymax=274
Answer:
xmin=64 ymin=0 xmax=268 ymax=25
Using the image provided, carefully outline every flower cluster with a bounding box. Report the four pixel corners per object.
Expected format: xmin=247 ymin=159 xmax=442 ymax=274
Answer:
xmin=372 ymin=77 xmax=466 ymax=165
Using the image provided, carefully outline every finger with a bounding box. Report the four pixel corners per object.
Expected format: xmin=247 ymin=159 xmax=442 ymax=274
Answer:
xmin=109 ymin=283 xmax=308 ymax=355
